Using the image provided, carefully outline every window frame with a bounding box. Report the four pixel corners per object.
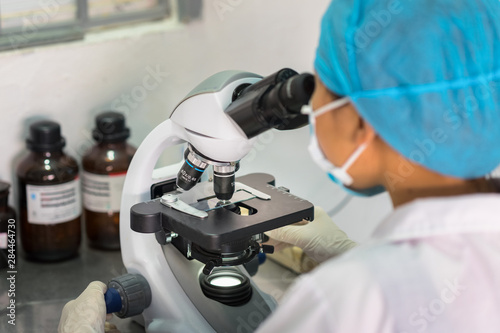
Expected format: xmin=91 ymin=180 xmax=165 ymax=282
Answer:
xmin=0 ymin=0 xmax=171 ymax=51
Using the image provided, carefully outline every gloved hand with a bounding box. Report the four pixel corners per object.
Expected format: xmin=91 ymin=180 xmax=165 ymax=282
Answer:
xmin=265 ymin=206 xmax=358 ymax=263
xmin=58 ymin=281 xmax=120 ymax=333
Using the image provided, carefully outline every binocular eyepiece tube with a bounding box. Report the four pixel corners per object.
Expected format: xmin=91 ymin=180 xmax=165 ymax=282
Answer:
xmin=176 ymin=68 xmax=314 ymax=202
xmin=226 ymin=68 xmax=315 ymax=139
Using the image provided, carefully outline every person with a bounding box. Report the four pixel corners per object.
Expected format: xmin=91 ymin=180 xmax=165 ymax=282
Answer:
xmin=59 ymin=0 xmax=500 ymax=332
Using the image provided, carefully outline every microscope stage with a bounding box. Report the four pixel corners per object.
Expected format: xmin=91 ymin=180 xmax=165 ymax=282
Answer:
xmin=130 ymin=173 xmax=314 ymax=252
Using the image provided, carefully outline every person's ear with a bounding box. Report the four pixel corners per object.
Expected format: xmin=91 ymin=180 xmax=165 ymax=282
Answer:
xmin=353 ymin=109 xmax=376 ymax=144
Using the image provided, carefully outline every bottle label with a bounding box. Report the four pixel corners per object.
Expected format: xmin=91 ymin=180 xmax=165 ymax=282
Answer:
xmin=82 ymin=171 xmax=126 ymax=213
xmin=26 ymin=178 xmax=82 ymax=225
xmin=0 ymin=232 xmax=6 ymax=249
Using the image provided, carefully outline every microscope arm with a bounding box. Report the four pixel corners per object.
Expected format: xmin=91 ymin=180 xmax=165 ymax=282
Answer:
xmin=119 ymin=119 xmax=215 ymax=331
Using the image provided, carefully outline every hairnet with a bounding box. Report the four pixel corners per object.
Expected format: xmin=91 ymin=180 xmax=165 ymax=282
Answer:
xmin=315 ymin=0 xmax=500 ymax=178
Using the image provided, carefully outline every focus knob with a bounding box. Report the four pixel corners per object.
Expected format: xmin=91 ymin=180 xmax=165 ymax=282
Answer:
xmin=105 ymin=273 xmax=152 ymax=318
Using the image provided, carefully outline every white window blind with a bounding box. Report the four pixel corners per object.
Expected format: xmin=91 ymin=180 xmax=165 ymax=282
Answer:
xmin=0 ymin=0 xmax=171 ymax=51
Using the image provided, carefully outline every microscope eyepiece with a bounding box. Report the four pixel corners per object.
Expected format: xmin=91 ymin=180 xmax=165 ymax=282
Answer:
xmin=225 ymin=68 xmax=315 ymax=139
xmin=274 ymin=73 xmax=315 ymax=114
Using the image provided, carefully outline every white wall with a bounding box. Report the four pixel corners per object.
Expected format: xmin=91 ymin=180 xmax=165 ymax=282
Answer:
xmin=0 ymin=0 xmax=393 ymax=242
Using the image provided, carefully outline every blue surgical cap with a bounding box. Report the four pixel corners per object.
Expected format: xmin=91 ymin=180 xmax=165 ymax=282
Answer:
xmin=315 ymin=0 xmax=500 ymax=178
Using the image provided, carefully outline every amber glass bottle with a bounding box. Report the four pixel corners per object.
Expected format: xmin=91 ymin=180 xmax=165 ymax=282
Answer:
xmin=82 ymin=112 xmax=135 ymax=250
xmin=17 ymin=121 xmax=81 ymax=262
xmin=0 ymin=182 xmax=16 ymax=269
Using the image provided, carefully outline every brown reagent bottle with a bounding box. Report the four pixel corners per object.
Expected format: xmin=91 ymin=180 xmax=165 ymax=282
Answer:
xmin=17 ymin=121 xmax=81 ymax=262
xmin=82 ymin=112 xmax=136 ymax=250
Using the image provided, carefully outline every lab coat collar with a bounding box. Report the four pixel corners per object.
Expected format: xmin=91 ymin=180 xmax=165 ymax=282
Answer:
xmin=372 ymin=193 xmax=500 ymax=242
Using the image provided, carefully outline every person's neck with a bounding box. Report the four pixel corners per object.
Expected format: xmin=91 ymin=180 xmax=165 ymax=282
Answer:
xmin=384 ymin=169 xmax=497 ymax=208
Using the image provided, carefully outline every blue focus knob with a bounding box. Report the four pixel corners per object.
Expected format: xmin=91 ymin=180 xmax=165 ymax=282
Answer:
xmin=104 ymin=273 xmax=152 ymax=318
xmin=105 ymin=287 xmax=122 ymax=314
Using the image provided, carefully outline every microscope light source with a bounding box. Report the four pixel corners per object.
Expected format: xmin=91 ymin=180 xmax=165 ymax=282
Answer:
xmin=200 ymin=268 xmax=253 ymax=306
xmin=208 ymin=275 xmax=243 ymax=287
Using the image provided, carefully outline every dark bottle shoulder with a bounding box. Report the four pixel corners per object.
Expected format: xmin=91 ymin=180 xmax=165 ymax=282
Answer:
xmin=17 ymin=151 xmax=79 ymax=184
xmin=82 ymin=143 xmax=136 ymax=174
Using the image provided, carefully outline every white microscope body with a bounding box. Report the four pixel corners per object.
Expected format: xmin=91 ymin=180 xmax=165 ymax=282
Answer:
xmin=117 ymin=69 xmax=314 ymax=332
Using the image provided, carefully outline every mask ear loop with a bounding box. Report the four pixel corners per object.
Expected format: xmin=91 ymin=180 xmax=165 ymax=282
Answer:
xmin=331 ymin=128 xmax=377 ymax=186
xmin=302 ymin=97 xmax=373 ymax=186
xmin=301 ymin=97 xmax=350 ymax=116
xmin=330 ymin=141 xmax=369 ymax=186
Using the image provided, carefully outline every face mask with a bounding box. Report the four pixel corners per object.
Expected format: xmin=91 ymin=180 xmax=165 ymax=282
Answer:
xmin=301 ymin=98 xmax=385 ymax=197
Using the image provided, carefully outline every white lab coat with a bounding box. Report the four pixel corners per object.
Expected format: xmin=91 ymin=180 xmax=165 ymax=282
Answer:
xmin=257 ymin=193 xmax=500 ymax=333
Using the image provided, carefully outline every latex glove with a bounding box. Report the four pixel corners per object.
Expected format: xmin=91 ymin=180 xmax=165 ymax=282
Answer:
xmin=59 ymin=281 xmax=120 ymax=333
xmin=265 ymin=206 xmax=358 ymax=263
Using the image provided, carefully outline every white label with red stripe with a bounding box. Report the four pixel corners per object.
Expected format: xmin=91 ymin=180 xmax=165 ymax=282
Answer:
xmin=82 ymin=171 xmax=126 ymax=213
xmin=26 ymin=178 xmax=82 ymax=224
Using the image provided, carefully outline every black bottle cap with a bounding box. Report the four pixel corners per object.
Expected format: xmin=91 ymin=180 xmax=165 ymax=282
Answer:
xmin=26 ymin=120 xmax=66 ymax=152
xmin=92 ymin=111 xmax=130 ymax=143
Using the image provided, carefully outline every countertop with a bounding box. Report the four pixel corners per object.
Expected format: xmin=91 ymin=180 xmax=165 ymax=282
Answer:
xmin=0 ymin=240 xmax=297 ymax=333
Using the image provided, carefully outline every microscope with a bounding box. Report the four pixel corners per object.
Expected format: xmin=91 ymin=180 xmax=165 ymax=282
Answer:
xmin=105 ymin=68 xmax=315 ymax=332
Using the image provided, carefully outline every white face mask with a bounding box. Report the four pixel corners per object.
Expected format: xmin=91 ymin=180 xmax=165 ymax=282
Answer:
xmin=301 ymin=98 xmax=385 ymax=196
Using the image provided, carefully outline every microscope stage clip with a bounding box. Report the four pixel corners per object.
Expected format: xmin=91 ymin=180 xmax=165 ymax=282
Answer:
xmin=189 ymin=182 xmax=271 ymax=212
xmin=160 ymin=194 xmax=208 ymax=219
xmin=234 ymin=182 xmax=270 ymax=200
xmin=159 ymin=182 xmax=270 ymax=219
